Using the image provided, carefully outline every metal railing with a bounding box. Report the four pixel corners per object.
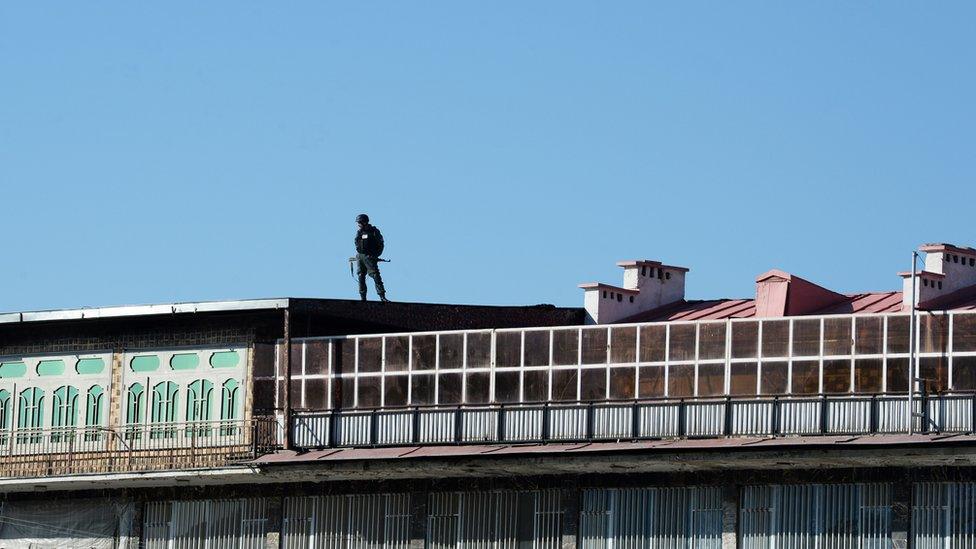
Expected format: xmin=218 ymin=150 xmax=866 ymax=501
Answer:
xmin=0 ymin=417 xmax=281 ymax=479
xmin=291 ymin=391 xmax=976 ymax=449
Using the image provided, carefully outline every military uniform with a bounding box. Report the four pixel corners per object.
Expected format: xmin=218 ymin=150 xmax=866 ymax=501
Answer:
xmin=355 ymin=223 xmax=387 ymax=300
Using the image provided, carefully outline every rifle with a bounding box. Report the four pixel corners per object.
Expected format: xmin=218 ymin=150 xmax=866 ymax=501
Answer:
xmin=349 ymin=257 xmax=391 ymax=277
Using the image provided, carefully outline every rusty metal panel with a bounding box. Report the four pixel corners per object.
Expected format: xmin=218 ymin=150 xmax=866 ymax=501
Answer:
xmin=592 ymin=405 xmax=632 ymax=439
xmin=638 ymin=404 xmax=680 ymax=438
xmin=825 ymin=399 xmax=871 ymax=434
xmin=731 ymin=401 xmax=774 ymax=436
xmin=779 ymin=401 xmax=821 ymax=435
xmin=685 ymin=403 xmax=725 ymax=437
xmin=504 ymin=408 xmax=543 ymax=441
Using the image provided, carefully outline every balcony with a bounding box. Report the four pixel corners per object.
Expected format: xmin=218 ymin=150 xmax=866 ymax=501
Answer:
xmin=275 ymin=310 xmax=976 ymax=450
xmin=0 ymin=418 xmax=279 ymax=478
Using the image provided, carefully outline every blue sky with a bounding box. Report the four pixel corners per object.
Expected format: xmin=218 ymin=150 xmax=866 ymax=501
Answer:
xmin=2 ymin=3 xmax=974 ymax=311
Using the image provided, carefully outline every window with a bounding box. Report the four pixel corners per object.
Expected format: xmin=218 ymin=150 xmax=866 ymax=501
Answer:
xmin=126 ymin=383 xmax=145 ymax=425
xmin=698 ymin=323 xmax=726 ymax=360
xmin=52 ymin=385 xmax=79 ymax=431
xmin=669 ymin=324 xmax=696 ymax=361
xmin=17 ymin=388 xmax=44 ymax=443
xmin=759 ymin=362 xmax=789 ymax=395
xmin=220 ymin=379 xmax=240 ymax=435
xmin=0 ymin=390 xmax=10 ymax=443
xmin=730 ymin=363 xmax=758 ymax=396
xmin=761 ymin=321 xmax=789 ymax=358
xmin=186 ymin=380 xmax=214 ymax=422
xmin=639 ymin=325 xmax=666 ymax=362
xmin=151 ymin=381 xmax=179 ymax=439
xmin=85 ymin=385 xmax=104 ymax=441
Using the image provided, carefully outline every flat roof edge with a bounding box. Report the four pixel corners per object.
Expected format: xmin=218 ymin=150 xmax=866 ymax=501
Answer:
xmin=0 ymin=298 xmax=291 ymax=325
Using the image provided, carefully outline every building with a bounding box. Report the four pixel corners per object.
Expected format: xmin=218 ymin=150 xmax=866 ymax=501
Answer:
xmin=1 ymin=243 xmax=976 ymax=548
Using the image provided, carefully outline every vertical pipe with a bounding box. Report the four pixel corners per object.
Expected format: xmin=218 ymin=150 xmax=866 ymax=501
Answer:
xmin=909 ymin=251 xmax=918 ymax=435
xmin=283 ymin=308 xmax=293 ymax=450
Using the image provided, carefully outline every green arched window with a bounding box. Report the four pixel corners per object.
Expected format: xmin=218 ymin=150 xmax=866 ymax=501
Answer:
xmin=220 ymin=379 xmax=240 ymax=436
xmin=51 ymin=386 xmax=79 ymax=443
xmin=86 ymin=385 xmax=104 ymax=427
xmin=126 ymin=383 xmax=145 ymax=425
xmin=187 ymin=379 xmax=214 ymax=422
xmin=0 ymin=390 xmax=10 ymax=443
xmin=151 ymin=381 xmax=179 ymax=423
xmin=17 ymin=388 xmax=44 ymax=443
xmin=151 ymin=381 xmax=179 ymax=439
xmin=52 ymin=386 xmax=79 ymax=429
xmin=221 ymin=379 xmax=239 ymax=421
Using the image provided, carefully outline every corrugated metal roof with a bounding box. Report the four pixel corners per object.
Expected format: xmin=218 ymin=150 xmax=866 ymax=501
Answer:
xmin=619 ymin=290 xmax=947 ymax=322
xmin=254 ymin=433 xmax=976 ymax=466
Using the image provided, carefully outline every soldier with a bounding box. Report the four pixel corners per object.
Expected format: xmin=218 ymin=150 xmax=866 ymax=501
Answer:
xmin=354 ymin=214 xmax=389 ymax=302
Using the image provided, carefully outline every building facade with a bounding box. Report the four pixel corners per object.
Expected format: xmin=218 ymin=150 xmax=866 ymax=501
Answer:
xmin=1 ymin=244 xmax=976 ymax=548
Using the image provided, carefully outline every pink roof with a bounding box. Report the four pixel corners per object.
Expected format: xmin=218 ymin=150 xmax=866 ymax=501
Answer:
xmin=619 ymin=291 xmax=913 ymax=322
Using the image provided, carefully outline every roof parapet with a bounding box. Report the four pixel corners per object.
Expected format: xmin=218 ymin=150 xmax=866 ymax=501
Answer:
xmin=903 ymin=242 xmax=976 ymax=310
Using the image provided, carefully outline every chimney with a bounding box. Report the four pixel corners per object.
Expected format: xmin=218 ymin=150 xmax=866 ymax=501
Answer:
xmin=901 ymin=243 xmax=976 ymax=310
xmin=580 ymin=260 xmax=688 ymax=324
xmin=754 ymin=270 xmax=848 ymax=317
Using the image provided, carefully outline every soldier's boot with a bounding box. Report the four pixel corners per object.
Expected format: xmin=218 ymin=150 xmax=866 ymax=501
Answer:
xmin=379 ymin=293 xmax=389 ymax=303
xmin=360 ymin=292 xmax=368 ymax=302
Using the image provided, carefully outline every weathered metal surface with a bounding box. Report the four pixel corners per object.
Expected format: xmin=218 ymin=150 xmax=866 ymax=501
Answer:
xmin=144 ymin=498 xmax=268 ymax=549
xmin=282 ymin=493 xmax=411 ymax=549
xmin=580 ymin=487 xmax=722 ymax=549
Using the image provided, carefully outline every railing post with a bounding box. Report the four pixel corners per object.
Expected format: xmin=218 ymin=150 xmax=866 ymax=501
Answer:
xmin=454 ymin=406 xmax=463 ymax=444
xmin=328 ymin=410 xmax=339 ymax=448
xmin=820 ymin=395 xmax=829 ymax=435
xmin=870 ymin=395 xmax=878 ymax=434
xmin=541 ymin=403 xmax=550 ymax=442
xmin=772 ymin=397 xmax=780 ymax=436
xmin=678 ymin=399 xmax=686 ymax=438
xmin=723 ymin=396 xmax=733 ymax=436
xmin=369 ymin=410 xmax=378 ymax=447
xmin=921 ymin=390 xmax=931 ymax=434
xmin=497 ymin=404 xmax=506 ymax=442
xmin=412 ymin=407 xmax=421 ymax=444
xmin=68 ymin=430 xmax=75 ymax=475
xmin=586 ymin=402 xmax=595 ymax=440
xmin=631 ymin=401 xmax=640 ymax=440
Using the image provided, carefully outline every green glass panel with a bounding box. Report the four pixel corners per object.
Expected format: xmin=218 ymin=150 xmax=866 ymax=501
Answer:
xmin=76 ymin=358 xmax=105 ymax=375
xmin=209 ymin=351 xmax=240 ymax=369
xmin=0 ymin=362 xmax=26 ymax=378
xmin=131 ymin=355 xmax=160 ymax=372
xmin=37 ymin=359 xmax=66 ymax=376
xmin=170 ymin=353 xmax=200 ymax=371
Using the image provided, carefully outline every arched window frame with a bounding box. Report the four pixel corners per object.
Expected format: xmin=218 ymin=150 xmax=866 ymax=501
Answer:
xmin=0 ymin=389 xmax=10 ymax=443
xmin=85 ymin=385 xmax=104 ymax=442
xmin=150 ymin=381 xmax=179 ymax=439
xmin=51 ymin=385 xmax=79 ymax=444
xmin=186 ymin=379 xmax=214 ymax=423
xmin=220 ymin=379 xmax=240 ymax=436
xmin=17 ymin=387 xmax=44 ymax=444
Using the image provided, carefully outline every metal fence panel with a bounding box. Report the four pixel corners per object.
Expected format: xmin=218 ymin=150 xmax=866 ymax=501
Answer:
xmin=638 ymin=404 xmax=680 ymax=438
xmin=144 ymin=499 xmax=268 ymax=549
xmin=430 ymin=490 xmax=562 ymax=549
xmin=731 ymin=401 xmax=774 ymax=436
xmin=377 ymin=411 xmax=414 ymax=445
xmin=282 ymin=494 xmax=410 ymax=549
xmin=825 ymin=399 xmax=871 ymax=434
xmin=741 ymin=484 xmax=892 ymax=549
xmin=779 ymin=401 xmax=822 ymax=435
xmin=504 ymin=408 xmax=543 ymax=441
xmin=593 ymin=406 xmax=632 ymax=439
xmin=580 ymin=487 xmax=720 ymax=549
xmin=685 ymin=403 xmax=725 ymax=437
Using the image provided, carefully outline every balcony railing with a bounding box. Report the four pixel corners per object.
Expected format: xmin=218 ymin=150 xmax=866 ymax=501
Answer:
xmin=291 ymin=391 xmax=976 ymax=449
xmin=0 ymin=417 xmax=280 ymax=479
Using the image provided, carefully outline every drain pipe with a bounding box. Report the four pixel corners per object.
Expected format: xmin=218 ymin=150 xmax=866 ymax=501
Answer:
xmin=283 ymin=307 xmax=293 ymax=450
xmin=908 ymin=251 xmax=918 ymax=435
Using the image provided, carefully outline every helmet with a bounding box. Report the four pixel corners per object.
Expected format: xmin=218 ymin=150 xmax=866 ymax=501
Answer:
xmin=356 ymin=214 xmax=369 ymax=224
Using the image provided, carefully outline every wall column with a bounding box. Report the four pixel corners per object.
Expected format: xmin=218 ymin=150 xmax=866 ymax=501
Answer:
xmin=409 ymin=491 xmax=428 ymax=549
xmin=721 ymin=484 xmax=739 ymax=549
xmin=265 ymin=496 xmax=283 ymax=549
xmin=891 ymin=482 xmax=911 ymax=549
xmin=561 ymin=487 xmax=579 ymax=549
